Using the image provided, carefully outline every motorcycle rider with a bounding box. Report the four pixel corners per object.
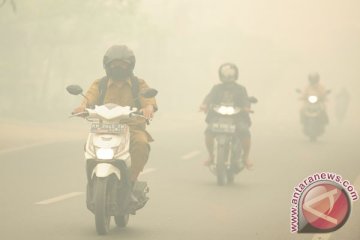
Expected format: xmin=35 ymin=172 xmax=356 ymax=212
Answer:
xmin=301 ymin=72 xmax=329 ymax=124
xmin=199 ymin=63 xmax=253 ymax=170
xmin=72 ymin=45 xmax=157 ymax=199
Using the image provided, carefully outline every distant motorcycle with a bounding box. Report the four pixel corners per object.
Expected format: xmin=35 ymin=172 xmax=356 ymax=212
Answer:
xmin=66 ymin=85 xmax=157 ymax=235
xmin=208 ymin=97 xmax=257 ymax=185
xmin=296 ymin=89 xmax=330 ymax=141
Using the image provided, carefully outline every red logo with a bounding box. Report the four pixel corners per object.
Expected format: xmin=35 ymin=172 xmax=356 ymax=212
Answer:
xmin=301 ymin=183 xmax=351 ymax=232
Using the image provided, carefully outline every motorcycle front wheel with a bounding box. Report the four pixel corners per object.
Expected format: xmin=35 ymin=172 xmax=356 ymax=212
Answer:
xmin=216 ymin=145 xmax=227 ymax=186
xmin=305 ymin=122 xmax=319 ymax=142
xmin=226 ymin=170 xmax=234 ymax=184
xmin=94 ymin=177 xmax=111 ymax=235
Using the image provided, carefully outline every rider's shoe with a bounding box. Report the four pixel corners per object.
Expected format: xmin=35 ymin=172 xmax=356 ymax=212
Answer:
xmin=232 ymin=160 xmax=245 ymax=173
xmin=128 ymin=181 xmax=149 ymax=215
xmin=245 ymin=161 xmax=254 ymax=171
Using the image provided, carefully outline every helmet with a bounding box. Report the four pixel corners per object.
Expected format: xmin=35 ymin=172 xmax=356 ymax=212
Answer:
xmin=219 ymin=63 xmax=238 ymax=83
xmin=308 ymin=72 xmax=320 ymax=85
xmin=103 ymin=45 xmax=136 ymax=71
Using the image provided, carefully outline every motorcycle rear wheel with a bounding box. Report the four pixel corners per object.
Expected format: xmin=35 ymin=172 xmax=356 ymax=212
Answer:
xmin=309 ymin=135 xmax=317 ymax=142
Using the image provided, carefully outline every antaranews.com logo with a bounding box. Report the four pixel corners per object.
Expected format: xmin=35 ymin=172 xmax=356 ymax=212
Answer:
xmin=290 ymin=172 xmax=358 ymax=233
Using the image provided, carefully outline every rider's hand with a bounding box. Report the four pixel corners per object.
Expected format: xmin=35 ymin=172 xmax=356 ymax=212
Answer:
xmin=199 ymin=104 xmax=208 ymax=113
xmin=242 ymin=107 xmax=254 ymax=114
xmin=72 ymin=105 xmax=86 ymax=115
xmin=140 ymin=105 xmax=155 ymax=120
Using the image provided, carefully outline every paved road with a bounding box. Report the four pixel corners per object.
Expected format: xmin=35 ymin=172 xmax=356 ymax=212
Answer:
xmin=0 ymin=118 xmax=359 ymax=240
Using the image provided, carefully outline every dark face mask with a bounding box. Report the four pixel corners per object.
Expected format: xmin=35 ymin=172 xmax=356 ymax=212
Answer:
xmin=107 ymin=67 xmax=131 ymax=81
xmin=309 ymin=79 xmax=319 ymax=85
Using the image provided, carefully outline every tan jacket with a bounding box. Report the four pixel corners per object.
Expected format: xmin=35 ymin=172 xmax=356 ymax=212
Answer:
xmin=81 ymin=77 xmax=157 ymax=129
xmin=82 ymin=78 xmax=157 ymax=109
xmin=303 ymin=83 xmax=327 ymax=101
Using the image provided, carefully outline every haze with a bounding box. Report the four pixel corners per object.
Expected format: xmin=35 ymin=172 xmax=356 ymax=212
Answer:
xmin=0 ymin=1 xmax=359 ymax=239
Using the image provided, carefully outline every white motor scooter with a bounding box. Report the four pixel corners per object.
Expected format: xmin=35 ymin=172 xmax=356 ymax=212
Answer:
xmin=67 ymin=85 xmax=157 ymax=235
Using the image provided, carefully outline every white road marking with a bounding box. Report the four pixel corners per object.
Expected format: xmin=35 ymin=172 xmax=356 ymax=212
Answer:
xmin=140 ymin=168 xmax=157 ymax=175
xmin=36 ymin=192 xmax=84 ymax=205
xmin=0 ymin=141 xmax=54 ymax=155
xmin=181 ymin=150 xmax=201 ymax=160
xmin=36 ymin=168 xmax=156 ymax=205
xmin=311 ymin=174 xmax=360 ymax=240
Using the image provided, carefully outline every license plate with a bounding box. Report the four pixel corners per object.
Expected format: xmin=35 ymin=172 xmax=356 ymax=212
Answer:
xmin=211 ymin=123 xmax=236 ymax=133
xmin=91 ymin=123 xmax=126 ymax=134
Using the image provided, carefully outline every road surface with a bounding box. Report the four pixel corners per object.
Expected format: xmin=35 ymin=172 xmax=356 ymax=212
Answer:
xmin=0 ymin=117 xmax=359 ymax=240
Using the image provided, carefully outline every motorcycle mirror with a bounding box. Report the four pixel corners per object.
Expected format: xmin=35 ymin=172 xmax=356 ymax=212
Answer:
xmin=141 ymin=88 xmax=158 ymax=98
xmin=249 ymin=96 xmax=258 ymax=104
xmin=66 ymin=85 xmax=83 ymax=95
xmin=295 ymin=88 xmax=302 ymax=94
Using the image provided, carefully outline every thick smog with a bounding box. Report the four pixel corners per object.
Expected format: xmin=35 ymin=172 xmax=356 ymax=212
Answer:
xmin=0 ymin=1 xmax=359 ymax=239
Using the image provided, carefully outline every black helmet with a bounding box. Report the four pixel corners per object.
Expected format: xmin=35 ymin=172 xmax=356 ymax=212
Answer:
xmin=308 ymin=72 xmax=320 ymax=85
xmin=218 ymin=63 xmax=238 ymax=83
xmin=103 ymin=45 xmax=136 ymax=71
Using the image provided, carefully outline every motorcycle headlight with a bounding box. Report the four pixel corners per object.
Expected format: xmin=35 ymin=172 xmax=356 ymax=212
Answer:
xmin=96 ymin=148 xmax=114 ymax=160
xmin=308 ymin=96 xmax=318 ymax=104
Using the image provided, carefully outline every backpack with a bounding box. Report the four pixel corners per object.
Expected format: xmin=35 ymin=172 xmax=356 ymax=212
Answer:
xmin=98 ymin=76 xmax=141 ymax=109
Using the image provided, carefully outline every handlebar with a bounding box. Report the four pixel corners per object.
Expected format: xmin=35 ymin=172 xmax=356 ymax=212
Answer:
xmin=201 ymin=105 xmax=254 ymax=114
xmin=129 ymin=112 xmax=145 ymax=118
xmin=130 ymin=112 xmax=151 ymax=125
xmin=70 ymin=111 xmax=151 ymax=124
xmin=69 ymin=111 xmax=89 ymax=118
xmin=243 ymin=108 xmax=254 ymax=114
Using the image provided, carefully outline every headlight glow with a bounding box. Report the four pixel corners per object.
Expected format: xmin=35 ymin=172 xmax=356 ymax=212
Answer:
xmin=216 ymin=106 xmax=236 ymax=115
xmin=308 ymin=96 xmax=318 ymax=104
xmin=96 ymin=148 xmax=114 ymax=160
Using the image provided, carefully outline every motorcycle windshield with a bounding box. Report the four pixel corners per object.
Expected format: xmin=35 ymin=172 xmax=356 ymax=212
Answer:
xmin=87 ymin=104 xmax=137 ymax=121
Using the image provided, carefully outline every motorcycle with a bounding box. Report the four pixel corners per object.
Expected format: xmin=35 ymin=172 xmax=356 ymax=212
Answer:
xmin=296 ymin=89 xmax=330 ymax=141
xmin=66 ymin=85 xmax=157 ymax=235
xmin=208 ymin=97 xmax=257 ymax=186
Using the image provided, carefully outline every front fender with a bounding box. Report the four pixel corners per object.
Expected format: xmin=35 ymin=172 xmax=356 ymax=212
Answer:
xmin=91 ymin=163 xmax=121 ymax=180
